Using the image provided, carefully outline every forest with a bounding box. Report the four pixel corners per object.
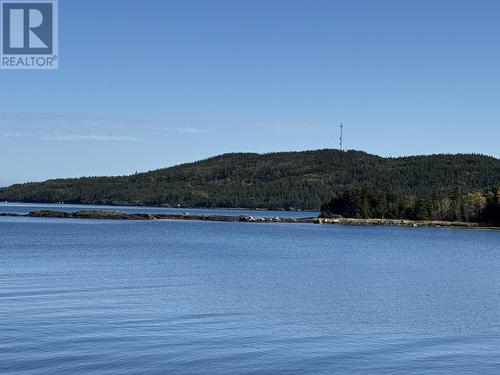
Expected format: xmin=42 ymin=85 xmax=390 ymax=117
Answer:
xmin=320 ymin=186 xmax=500 ymax=226
xmin=1 ymin=149 xmax=499 ymax=224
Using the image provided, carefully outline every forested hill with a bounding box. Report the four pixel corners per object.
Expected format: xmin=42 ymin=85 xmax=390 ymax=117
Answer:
xmin=1 ymin=150 xmax=500 ymax=210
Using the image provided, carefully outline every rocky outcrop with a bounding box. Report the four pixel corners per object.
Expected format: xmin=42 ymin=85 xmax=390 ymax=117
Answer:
xmin=29 ymin=210 xmax=152 ymax=220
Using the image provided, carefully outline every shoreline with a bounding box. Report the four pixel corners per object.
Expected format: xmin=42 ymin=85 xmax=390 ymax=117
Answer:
xmin=0 ymin=210 xmax=498 ymax=231
xmin=0 ymin=201 xmax=317 ymax=213
xmin=0 ymin=210 xmax=315 ymax=224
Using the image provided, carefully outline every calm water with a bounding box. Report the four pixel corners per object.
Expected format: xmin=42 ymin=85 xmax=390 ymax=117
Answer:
xmin=1 ymin=216 xmax=500 ymax=374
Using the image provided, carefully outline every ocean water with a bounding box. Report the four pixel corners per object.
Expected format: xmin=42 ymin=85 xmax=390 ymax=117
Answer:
xmin=1 ymin=215 xmax=500 ymax=374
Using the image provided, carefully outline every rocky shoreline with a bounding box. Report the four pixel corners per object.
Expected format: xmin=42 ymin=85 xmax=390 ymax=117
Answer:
xmin=315 ymin=217 xmax=484 ymax=229
xmin=0 ymin=210 xmax=314 ymax=224
xmin=0 ymin=209 xmax=498 ymax=230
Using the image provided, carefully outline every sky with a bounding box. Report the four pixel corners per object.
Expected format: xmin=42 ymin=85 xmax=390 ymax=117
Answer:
xmin=1 ymin=0 xmax=499 ymax=186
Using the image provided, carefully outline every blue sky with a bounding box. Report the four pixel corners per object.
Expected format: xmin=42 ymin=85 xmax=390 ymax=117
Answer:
xmin=1 ymin=0 xmax=499 ymax=186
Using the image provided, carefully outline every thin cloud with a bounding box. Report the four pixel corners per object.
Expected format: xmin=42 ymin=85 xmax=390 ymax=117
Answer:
xmin=0 ymin=113 xmax=148 ymax=131
xmin=161 ymin=126 xmax=208 ymax=134
xmin=0 ymin=131 xmax=34 ymax=139
xmin=0 ymin=113 xmax=213 ymax=134
xmin=42 ymin=133 xmax=140 ymax=142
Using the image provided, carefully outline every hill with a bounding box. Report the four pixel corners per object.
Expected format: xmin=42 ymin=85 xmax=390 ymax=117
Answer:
xmin=1 ymin=150 xmax=500 ymax=210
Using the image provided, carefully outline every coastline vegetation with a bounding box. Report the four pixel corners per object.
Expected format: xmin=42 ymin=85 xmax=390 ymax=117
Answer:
xmin=320 ymin=186 xmax=500 ymax=226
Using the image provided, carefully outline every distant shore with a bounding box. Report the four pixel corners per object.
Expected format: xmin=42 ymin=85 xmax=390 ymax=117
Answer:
xmin=1 ymin=210 xmax=498 ymax=231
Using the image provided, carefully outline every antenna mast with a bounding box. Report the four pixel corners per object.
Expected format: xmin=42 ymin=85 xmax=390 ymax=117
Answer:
xmin=339 ymin=122 xmax=344 ymax=151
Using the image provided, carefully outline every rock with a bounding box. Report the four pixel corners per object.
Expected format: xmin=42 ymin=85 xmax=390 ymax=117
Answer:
xmin=29 ymin=210 xmax=71 ymax=218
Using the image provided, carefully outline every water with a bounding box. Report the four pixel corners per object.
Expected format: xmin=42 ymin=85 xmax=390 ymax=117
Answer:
xmin=0 ymin=202 xmax=318 ymax=219
xmin=1 ymin=216 xmax=500 ymax=374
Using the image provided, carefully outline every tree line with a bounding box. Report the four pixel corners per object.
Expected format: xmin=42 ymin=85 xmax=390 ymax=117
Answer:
xmin=320 ymin=186 xmax=500 ymax=225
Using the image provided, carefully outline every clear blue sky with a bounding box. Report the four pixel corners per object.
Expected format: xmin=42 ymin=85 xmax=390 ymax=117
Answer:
xmin=1 ymin=0 xmax=499 ymax=186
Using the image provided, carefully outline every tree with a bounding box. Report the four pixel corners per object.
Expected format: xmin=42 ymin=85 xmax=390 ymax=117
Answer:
xmin=461 ymin=192 xmax=487 ymax=222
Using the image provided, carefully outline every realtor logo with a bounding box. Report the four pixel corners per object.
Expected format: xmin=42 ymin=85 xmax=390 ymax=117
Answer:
xmin=1 ymin=0 xmax=58 ymax=69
